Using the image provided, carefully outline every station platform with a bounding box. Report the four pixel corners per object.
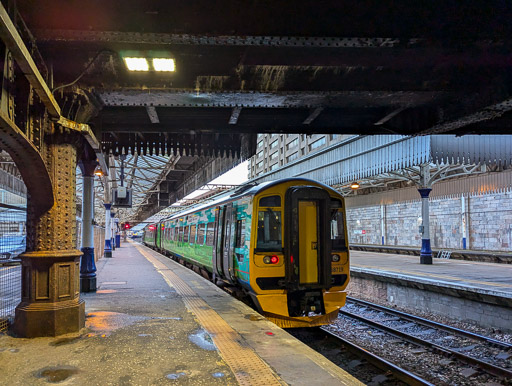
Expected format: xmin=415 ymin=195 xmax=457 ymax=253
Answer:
xmin=349 ymin=251 xmax=512 ymax=331
xmin=0 ymin=241 xmax=361 ymax=385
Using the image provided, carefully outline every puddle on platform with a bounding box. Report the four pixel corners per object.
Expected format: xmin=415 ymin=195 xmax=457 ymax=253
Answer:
xmin=35 ymin=366 xmax=79 ymax=383
xmin=212 ymin=372 xmax=225 ymax=378
xmin=166 ymin=372 xmax=186 ymax=380
xmin=188 ymin=328 xmax=217 ymax=351
xmin=244 ymin=314 xmax=265 ymax=321
xmin=86 ymin=311 xmax=150 ymax=336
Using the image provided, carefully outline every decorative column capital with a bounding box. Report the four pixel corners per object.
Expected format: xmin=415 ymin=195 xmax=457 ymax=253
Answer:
xmin=78 ymin=159 xmax=98 ymax=177
xmin=418 ymin=188 xmax=432 ymax=198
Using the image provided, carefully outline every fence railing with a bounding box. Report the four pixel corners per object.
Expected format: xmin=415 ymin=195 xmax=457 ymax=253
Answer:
xmin=0 ymin=260 xmax=21 ymax=332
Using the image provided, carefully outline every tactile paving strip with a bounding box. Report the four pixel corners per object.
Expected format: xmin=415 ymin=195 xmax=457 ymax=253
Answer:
xmin=136 ymin=245 xmax=284 ymax=386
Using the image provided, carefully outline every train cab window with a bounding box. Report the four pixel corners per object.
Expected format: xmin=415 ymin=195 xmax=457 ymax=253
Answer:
xmin=257 ymin=209 xmax=282 ymax=251
xmin=259 ymin=195 xmax=281 ymax=207
xmin=197 ymin=223 xmax=205 ymax=245
xmin=331 ymin=201 xmax=347 ymax=251
xmin=206 ymin=222 xmax=215 ymax=246
xmin=190 ymin=224 xmax=197 ymax=244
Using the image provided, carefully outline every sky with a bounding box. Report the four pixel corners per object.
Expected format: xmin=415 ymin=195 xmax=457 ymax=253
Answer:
xmin=178 ymin=160 xmax=249 ymax=201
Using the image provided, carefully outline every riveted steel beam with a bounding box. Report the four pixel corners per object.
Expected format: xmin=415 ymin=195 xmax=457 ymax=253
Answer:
xmin=98 ymin=90 xmax=441 ymax=108
xmin=0 ymin=3 xmax=60 ymax=117
xmin=34 ymin=29 xmax=416 ymax=48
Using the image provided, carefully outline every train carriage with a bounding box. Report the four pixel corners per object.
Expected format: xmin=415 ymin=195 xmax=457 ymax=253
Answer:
xmin=143 ymin=177 xmax=349 ymax=328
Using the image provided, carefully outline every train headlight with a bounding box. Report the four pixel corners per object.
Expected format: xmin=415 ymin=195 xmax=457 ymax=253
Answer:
xmin=264 ymin=255 xmax=279 ymax=264
xmin=332 ymin=254 xmax=341 ymax=262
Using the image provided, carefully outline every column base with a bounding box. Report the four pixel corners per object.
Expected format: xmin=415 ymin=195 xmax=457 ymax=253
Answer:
xmin=14 ymin=300 xmax=85 ymax=338
xmin=420 ymin=239 xmax=432 ymax=265
xmin=80 ymin=276 xmax=97 ymax=292
xmin=420 ymin=254 xmax=433 ymax=264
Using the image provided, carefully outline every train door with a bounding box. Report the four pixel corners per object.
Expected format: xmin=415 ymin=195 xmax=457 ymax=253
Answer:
xmin=285 ymin=186 xmax=332 ymax=290
xmin=213 ymin=206 xmax=225 ymax=277
xmin=156 ymin=223 xmax=162 ymax=250
xmin=222 ymin=203 xmax=237 ymax=283
xmin=298 ymin=201 xmax=318 ymax=284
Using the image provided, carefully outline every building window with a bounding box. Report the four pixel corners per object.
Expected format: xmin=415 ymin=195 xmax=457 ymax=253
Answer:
xmin=309 ymin=137 xmax=326 ymax=151
xmin=286 ymin=138 xmax=298 ymax=150
xmin=269 ymin=140 xmax=278 ymax=150
xmin=270 ymin=163 xmax=279 ymax=171
xmin=257 ymin=140 xmax=263 ymax=149
xmin=257 ymin=150 xmax=263 ymax=158
xmin=330 ymin=134 xmax=338 ymax=141
xmin=256 ymin=160 xmax=263 ymax=169
xmin=269 ymin=151 xmax=278 ymax=161
xmin=286 ymin=152 xmax=298 ymax=162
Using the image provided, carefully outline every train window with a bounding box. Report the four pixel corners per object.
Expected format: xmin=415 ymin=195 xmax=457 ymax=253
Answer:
xmin=179 ymin=226 xmax=184 ymax=242
xmin=256 ymin=209 xmax=282 ymax=251
xmin=259 ymin=195 xmax=281 ymax=207
xmin=190 ymin=224 xmax=197 ymax=244
xmin=197 ymin=223 xmax=205 ymax=245
xmin=183 ymin=226 xmax=189 ymax=243
xmin=331 ymin=210 xmax=347 ymax=251
xmin=235 ymin=219 xmax=245 ymax=247
xmin=206 ymin=222 xmax=215 ymax=246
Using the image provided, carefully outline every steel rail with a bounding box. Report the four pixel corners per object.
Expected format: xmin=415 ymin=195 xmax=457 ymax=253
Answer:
xmin=319 ymin=327 xmax=434 ymax=386
xmin=340 ymin=309 xmax=512 ymax=379
xmin=347 ymin=297 xmax=512 ymax=350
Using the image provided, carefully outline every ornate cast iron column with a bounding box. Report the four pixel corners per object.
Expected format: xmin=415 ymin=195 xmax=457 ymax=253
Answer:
xmin=79 ymin=160 xmax=97 ymax=292
xmin=111 ymin=211 xmax=116 ymax=251
xmin=104 ymin=203 xmax=112 ymax=257
xmin=14 ymin=132 xmax=85 ymax=337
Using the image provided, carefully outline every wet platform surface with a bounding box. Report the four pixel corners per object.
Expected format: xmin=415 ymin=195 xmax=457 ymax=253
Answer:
xmin=0 ymin=241 xmax=361 ymax=385
xmin=350 ymin=251 xmax=512 ymax=300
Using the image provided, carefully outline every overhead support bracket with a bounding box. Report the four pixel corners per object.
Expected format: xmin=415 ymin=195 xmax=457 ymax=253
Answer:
xmin=57 ymin=116 xmax=108 ymax=175
xmin=229 ymin=106 xmax=242 ymax=125
xmin=303 ymin=107 xmax=324 ymax=125
xmin=146 ymin=106 xmax=160 ymax=124
xmin=0 ymin=2 xmax=60 ymax=117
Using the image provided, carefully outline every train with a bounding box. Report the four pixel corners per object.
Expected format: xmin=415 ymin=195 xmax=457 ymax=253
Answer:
xmin=143 ymin=177 xmax=349 ymax=328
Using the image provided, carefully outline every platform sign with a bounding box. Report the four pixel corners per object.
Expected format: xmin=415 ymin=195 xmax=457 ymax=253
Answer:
xmin=353 ymin=229 xmax=366 ymax=235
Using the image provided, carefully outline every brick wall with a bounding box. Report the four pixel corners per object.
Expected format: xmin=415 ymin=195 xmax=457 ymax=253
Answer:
xmin=346 ymin=190 xmax=512 ymax=252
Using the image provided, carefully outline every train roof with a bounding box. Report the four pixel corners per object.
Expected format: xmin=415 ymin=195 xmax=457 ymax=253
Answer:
xmin=149 ymin=177 xmax=342 ymax=225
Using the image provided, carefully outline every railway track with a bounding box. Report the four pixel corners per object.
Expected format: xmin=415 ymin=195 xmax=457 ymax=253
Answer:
xmin=332 ymin=297 xmax=512 ymax=382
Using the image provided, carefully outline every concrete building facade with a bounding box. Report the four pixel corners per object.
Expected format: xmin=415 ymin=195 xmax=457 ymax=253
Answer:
xmin=249 ymin=134 xmax=355 ymax=178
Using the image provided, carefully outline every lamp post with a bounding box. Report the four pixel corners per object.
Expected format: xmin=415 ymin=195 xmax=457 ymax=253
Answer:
xmin=418 ymin=164 xmax=433 ymax=264
xmin=104 ymin=203 xmax=112 ymax=258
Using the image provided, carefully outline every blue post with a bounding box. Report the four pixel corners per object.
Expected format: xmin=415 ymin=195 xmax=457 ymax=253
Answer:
xmin=418 ymin=188 xmax=432 ymax=264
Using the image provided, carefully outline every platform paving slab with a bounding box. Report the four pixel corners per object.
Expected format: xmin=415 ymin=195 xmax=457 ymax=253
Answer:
xmin=0 ymin=241 xmax=361 ymax=385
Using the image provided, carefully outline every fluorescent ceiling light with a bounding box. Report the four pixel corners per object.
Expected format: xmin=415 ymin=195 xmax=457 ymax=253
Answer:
xmin=152 ymin=58 xmax=175 ymax=72
xmin=124 ymin=57 xmax=149 ymax=71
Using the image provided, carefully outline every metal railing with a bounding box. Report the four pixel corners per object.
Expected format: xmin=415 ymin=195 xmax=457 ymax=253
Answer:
xmin=0 ymin=260 xmax=21 ymax=331
xmin=0 ymin=202 xmax=25 ymax=331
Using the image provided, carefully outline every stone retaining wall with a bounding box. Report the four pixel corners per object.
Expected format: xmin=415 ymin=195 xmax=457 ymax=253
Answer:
xmin=346 ymin=191 xmax=512 ymax=252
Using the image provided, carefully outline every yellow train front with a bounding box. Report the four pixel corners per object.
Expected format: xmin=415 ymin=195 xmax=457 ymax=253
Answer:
xmin=144 ymin=177 xmax=349 ymax=328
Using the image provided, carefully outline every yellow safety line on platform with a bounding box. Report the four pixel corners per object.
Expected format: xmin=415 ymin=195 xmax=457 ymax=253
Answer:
xmin=135 ymin=244 xmax=284 ymax=386
xmin=353 ymin=264 xmax=512 ymax=289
